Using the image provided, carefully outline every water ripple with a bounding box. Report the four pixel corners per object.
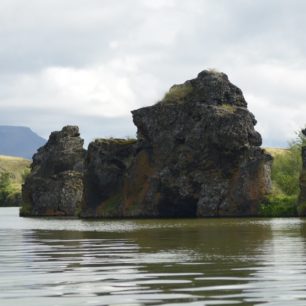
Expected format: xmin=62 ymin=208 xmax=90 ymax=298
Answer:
xmin=1 ymin=208 xmax=306 ymax=305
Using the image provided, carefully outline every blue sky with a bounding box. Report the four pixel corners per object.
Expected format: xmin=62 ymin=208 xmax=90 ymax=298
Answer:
xmin=0 ymin=0 xmax=306 ymax=147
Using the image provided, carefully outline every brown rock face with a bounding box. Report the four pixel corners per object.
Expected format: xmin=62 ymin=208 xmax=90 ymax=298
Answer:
xmin=21 ymin=126 xmax=85 ymax=216
xmin=81 ymin=70 xmax=272 ymax=217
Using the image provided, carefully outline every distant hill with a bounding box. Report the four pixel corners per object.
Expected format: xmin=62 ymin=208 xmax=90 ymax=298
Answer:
xmin=0 ymin=155 xmax=30 ymax=185
xmin=0 ymin=126 xmax=46 ymax=159
xmin=265 ymin=147 xmax=289 ymax=157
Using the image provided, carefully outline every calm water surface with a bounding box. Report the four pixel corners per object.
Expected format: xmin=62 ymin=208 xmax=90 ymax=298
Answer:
xmin=1 ymin=208 xmax=306 ymax=306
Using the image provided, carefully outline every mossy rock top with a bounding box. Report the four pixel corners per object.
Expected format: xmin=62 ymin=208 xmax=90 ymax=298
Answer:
xmin=93 ymin=138 xmax=137 ymax=146
xmin=157 ymin=69 xmax=247 ymax=107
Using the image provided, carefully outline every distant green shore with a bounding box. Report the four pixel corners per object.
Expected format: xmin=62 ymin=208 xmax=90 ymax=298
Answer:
xmin=263 ymin=140 xmax=303 ymax=217
xmin=0 ymin=155 xmax=30 ymax=207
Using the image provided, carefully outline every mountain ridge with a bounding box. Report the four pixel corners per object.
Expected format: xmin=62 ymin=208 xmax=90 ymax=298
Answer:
xmin=0 ymin=125 xmax=46 ymax=159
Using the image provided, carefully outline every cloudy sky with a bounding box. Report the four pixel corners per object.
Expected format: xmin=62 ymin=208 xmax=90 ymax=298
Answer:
xmin=0 ymin=0 xmax=305 ymax=147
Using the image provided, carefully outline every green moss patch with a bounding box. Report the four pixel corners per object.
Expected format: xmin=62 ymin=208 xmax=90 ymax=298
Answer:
xmin=97 ymin=193 xmax=123 ymax=217
xmin=215 ymin=103 xmax=236 ymax=116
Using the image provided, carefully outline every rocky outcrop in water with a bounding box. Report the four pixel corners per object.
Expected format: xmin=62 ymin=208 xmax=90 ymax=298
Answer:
xmin=298 ymin=129 xmax=306 ymax=216
xmin=21 ymin=126 xmax=85 ymax=216
xmin=81 ymin=70 xmax=272 ymax=217
xmin=21 ymin=70 xmax=272 ymax=217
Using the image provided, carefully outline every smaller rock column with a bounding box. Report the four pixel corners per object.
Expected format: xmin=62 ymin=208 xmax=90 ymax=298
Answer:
xmin=21 ymin=126 xmax=85 ymax=216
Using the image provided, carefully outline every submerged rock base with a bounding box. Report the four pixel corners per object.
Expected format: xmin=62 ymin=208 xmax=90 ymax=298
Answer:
xmin=22 ymin=70 xmax=272 ymax=218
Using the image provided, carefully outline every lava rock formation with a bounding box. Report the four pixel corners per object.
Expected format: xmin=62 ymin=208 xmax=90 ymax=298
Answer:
xmin=21 ymin=126 xmax=85 ymax=216
xmin=22 ymin=70 xmax=272 ymax=218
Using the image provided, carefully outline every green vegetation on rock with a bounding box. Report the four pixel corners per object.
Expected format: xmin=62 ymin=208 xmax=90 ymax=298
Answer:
xmin=97 ymin=193 xmax=123 ymax=217
xmin=217 ymin=104 xmax=236 ymax=114
xmin=162 ymin=83 xmax=193 ymax=103
xmin=94 ymin=138 xmax=137 ymax=146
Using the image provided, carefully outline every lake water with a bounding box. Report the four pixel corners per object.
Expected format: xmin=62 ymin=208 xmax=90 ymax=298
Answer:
xmin=1 ymin=208 xmax=306 ymax=306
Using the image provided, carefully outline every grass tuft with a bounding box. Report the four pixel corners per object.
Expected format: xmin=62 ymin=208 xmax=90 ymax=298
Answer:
xmin=162 ymin=83 xmax=193 ymax=103
xmin=218 ymin=104 xmax=236 ymax=114
xmin=93 ymin=138 xmax=137 ymax=146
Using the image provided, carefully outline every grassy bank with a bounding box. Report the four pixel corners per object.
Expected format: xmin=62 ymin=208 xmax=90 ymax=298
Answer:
xmin=0 ymin=155 xmax=30 ymax=207
xmin=262 ymin=134 xmax=305 ymax=217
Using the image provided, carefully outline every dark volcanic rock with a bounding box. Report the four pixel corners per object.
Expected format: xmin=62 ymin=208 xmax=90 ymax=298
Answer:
xmin=81 ymin=138 xmax=137 ymax=217
xmin=21 ymin=126 xmax=85 ymax=216
xmin=82 ymin=70 xmax=272 ymax=217
xmin=21 ymin=71 xmax=272 ymax=218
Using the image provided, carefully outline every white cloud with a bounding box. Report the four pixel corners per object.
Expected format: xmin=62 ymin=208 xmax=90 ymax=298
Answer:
xmin=0 ymin=0 xmax=306 ymax=147
xmin=0 ymin=57 xmax=163 ymax=117
xmin=142 ymin=0 xmax=176 ymax=10
xmin=223 ymin=62 xmax=306 ymax=146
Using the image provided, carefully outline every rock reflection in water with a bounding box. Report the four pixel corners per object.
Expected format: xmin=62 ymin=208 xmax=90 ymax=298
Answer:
xmin=1 ymin=208 xmax=306 ymax=305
